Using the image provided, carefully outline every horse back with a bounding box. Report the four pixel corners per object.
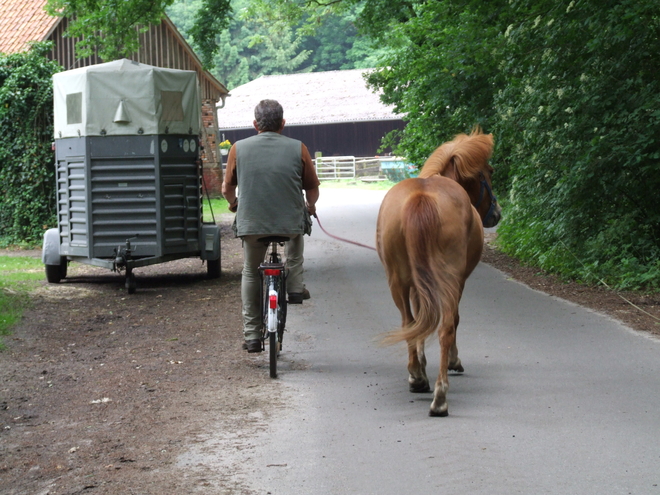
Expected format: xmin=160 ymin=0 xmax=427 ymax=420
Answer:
xmin=377 ymin=176 xmax=476 ymax=274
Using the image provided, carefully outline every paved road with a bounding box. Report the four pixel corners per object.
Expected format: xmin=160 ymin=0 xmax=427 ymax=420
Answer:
xmin=238 ymin=188 xmax=660 ymax=494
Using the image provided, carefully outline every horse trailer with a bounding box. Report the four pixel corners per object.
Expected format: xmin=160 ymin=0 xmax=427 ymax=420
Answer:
xmin=42 ymin=59 xmax=221 ymax=293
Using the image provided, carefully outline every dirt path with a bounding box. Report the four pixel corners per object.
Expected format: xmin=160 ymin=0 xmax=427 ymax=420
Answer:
xmin=0 ymin=224 xmax=281 ymax=494
xmin=1 ymin=224 xmax=658 ymax=495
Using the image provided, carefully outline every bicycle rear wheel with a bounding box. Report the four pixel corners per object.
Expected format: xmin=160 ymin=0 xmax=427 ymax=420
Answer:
xmin=277 ymin=272 xmax=287 ymax=350
xmin=264 ymin=274 xmax=280 ymax=378
xmin=269 ymin=330 xmax=278 ymax=378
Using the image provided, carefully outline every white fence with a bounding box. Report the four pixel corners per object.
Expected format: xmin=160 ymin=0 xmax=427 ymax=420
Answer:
xmin=315 ymin=156 xmax=381 ymax=180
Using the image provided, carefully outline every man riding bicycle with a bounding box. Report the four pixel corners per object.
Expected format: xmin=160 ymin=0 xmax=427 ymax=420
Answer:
xmin=222 ymin=99 xmax=320 ymax=353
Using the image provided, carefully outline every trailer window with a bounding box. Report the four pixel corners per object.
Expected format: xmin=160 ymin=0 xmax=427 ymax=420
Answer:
xmin=161 ymin=91 xmax=184 ymax=122
xmin=66 ymin=92 xmax=82 ymax=125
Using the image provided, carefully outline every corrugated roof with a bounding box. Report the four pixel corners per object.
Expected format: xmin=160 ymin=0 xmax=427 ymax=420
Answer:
xmin=0 ymin=0 xmax=57 ymax=54
xmin=217 ymin=69 xmax=401 ymax=129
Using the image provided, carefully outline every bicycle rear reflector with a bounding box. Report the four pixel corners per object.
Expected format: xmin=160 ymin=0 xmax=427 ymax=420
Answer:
xmin=269 ymin=294 xmax=278 ymax=309
xmin=264 ymin=269 xmax=281 ymax=276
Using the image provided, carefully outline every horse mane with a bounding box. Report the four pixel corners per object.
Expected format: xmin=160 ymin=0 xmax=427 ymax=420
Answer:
xmin=418 ymin=127 xmax=494 ymax=180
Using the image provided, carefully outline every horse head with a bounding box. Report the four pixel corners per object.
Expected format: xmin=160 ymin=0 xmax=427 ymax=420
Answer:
xmin=419 ymin=129 xmax=502 ymax=228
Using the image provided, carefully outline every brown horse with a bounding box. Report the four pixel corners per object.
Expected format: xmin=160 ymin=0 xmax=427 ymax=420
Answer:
xmin=376 ymin=128 xmax=501 ymax=417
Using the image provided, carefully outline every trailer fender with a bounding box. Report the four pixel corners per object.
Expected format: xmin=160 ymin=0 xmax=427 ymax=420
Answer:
xmin=42 ymin=228 xmax=61 ymax=265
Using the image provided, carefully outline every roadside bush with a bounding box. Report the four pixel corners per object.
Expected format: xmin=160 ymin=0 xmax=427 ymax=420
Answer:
xmin=493 ymin=0 xmax=660 ymax=290
xmin=0 ymin=44 xmax=61 ymax=246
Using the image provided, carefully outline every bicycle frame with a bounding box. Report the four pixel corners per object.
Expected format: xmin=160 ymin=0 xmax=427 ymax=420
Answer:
xmin=264 ymin=267 xmax=282 ymax=334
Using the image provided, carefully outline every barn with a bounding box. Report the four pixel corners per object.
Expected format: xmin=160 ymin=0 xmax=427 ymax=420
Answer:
xmin=0 ymin=0 xmax=229 ymax=192
xmin=216 ymin=69 xmax=405 ymax=158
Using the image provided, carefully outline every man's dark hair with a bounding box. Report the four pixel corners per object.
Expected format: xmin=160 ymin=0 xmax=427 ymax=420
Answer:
xmin=254 ymin=99 xmax=284 ymax=132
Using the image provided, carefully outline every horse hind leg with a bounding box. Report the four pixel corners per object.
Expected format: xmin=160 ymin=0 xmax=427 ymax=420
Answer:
xmin=448 ymin=312 xmax=464 ymax=373
xmin=405 ymin=287 xmax=430 ymax=392
xmin=430 ymin=317 xmax=457 ymax=417
xmin=408 ymin=339 xmax=430 ymax=392
xmin=448 ymin=343 xmax=464 ymax=373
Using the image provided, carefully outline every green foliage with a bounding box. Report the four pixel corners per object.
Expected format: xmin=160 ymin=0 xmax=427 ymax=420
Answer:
xmin=492 ymin=0 xmax=660 ymax=290
xmin=205 ymin=0 xmax=313 ymax=89
xmin=188 ymin=0 xmax=232 ymax=68
xmin=298 ymin=5 xmax=394 ymax=72
xmin=0 ymin=45 xmax=61 ymax=246
xmin=167 ymin=0 xmax=392 ymax=88
xmin=365 ymin=1 xmax=507 ymax=167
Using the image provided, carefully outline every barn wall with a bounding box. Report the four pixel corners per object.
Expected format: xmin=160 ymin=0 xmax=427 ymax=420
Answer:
xmin=46 ymin=18 xmax=225 ymax=102
xmin=46 ymin=17 xmax=102 ymax=69
xmin=217 ymin=120 xmax=405 ymax=158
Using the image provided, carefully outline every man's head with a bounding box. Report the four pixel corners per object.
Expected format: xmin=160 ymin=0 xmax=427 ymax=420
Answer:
xmin=254 ymin=99 xmax=284 ymax=133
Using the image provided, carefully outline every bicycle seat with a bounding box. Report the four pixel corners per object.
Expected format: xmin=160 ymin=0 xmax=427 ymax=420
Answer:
xmin=257 ymin=235 xmax=290 ymax=245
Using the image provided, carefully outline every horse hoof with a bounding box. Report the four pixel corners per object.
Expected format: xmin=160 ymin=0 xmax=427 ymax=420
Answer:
xmin=429 ymin=408 xmax=448 ymax=417
xmin=409 ymin=383 xmax=431 ymax=393
xmin=450 ymin=364 xmax=464 ymax=373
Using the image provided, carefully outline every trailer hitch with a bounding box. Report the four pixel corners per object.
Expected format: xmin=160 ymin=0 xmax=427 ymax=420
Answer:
xmin=112 ymin=235 xmax=139 ymax=273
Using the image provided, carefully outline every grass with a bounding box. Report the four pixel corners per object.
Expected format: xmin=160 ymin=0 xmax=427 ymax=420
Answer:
xmin=202 ymin=197 xmax=230 ymax=222
xmin=319 ymin=179 xmax=397 ymax=190
xmin=0 ymin=256 xmax=44 ymax=349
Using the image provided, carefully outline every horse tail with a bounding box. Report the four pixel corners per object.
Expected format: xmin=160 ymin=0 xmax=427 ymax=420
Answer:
xmin=383 ymin=190 xmax=460 ymax=346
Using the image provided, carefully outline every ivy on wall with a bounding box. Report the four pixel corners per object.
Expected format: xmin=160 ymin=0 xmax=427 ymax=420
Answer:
xmin=0 ymin=43 xmax=62 ymax=246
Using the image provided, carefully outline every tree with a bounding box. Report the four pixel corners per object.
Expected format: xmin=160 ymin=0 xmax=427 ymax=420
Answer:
xmin=199 ymin=0 xmax=312 ymax=89
xmin=366 ymin=1 xmax=508 ymax=164
xmin=492 ymin=0 xmax=660 ymax=289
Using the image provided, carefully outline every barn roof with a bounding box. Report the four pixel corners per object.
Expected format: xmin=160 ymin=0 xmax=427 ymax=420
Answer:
xmin=0 ymin=0 xmax=57 ymax=54
xmin=217 ymin=69 xmax=402 ymax=129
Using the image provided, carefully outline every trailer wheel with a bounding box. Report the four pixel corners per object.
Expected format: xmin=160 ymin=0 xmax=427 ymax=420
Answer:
xmin=126 ymin=270 xmax=136 ymax=294
xmin=45 ymin=264 xmax=62 ymax=283
xmin=207 ymin=258 xmax=221 ymax=279
xmin=59 ymin=257 xmax=68 ymax=279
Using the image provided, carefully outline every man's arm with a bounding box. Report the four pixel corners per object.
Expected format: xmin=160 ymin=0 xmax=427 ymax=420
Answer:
xmin=222 ymin=146 xmax=238 ymax=212
xmin=300 ymin=144 xmax=320 ymax=215
xmin=305 ymin=187 xmax=319 ymax=216
xmin=222 ymin=182 xmax=238 ymax=212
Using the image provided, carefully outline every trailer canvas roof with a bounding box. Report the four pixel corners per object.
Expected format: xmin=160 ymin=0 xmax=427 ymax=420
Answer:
xmin=217 ymin=69 xmax=401 ymax=130
xmin=53 ymin=59 xmax=201 ymax=138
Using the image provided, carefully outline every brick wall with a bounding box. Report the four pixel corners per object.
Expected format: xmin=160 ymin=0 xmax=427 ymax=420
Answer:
xmin=200 ymin=99 xmax=223 ymax=196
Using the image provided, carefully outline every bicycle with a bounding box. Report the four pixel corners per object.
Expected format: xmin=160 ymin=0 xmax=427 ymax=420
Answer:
xmin=257 ymin=236 xmax=289 ymax=378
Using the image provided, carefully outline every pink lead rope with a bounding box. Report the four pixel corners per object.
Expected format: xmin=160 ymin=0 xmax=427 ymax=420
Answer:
xmin=313 ymin=213 xmax=377 ymax=252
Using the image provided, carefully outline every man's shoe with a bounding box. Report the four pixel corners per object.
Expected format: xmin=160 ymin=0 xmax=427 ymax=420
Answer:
xmin=288 ymin=292 xmax=303 ymax=304
xmin=245 ymin=339 xmax=262 ymax=353
xmin=288 ymin=287 xmax=310 ymax=304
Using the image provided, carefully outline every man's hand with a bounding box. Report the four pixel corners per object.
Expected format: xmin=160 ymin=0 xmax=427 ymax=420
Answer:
xmin=306 ymin=202 xmax=316 ymax=216
xmin=229 ymin=198 xmax=238 ymax=213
